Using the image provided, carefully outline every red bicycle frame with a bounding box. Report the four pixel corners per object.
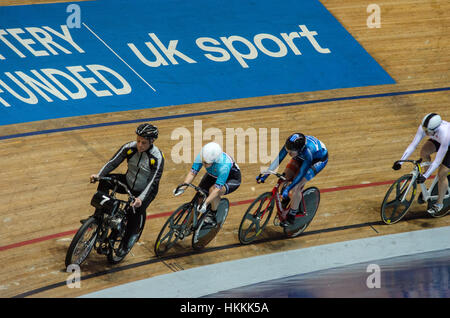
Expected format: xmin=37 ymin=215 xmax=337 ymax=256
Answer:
xmin=261 ymin=179 xmax=307 ymax=223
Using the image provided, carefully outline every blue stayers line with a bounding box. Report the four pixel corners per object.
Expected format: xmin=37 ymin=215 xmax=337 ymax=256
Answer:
xmin=1 ymin=87 xmax=449 ymax=141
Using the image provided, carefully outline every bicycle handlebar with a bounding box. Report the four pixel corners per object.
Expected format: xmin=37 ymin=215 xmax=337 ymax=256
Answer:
xmin=92 ymin=176 xmax=136 ymax=204
xmin=261 ymin=170 xmax=287 ymax=181
xmin=394 ymin=158 xmax=423 ymax=167
xmin=175 ymin=183 xmax=209 ymax=197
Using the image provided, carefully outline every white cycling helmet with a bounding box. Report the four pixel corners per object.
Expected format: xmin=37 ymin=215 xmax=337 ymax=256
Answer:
xmin=422 ymin=113 xmax=442 ymax=133
xmin=201 ymin=142 xmax=222 ymax=164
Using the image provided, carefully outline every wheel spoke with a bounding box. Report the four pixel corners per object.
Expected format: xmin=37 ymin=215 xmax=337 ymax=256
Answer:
xmin=160 ymin=227 xmax=175 ymax=243
xmin=73 ymin=225 xmax=97 ymax=263
xmin=242 ymin=222 xmax=257 ymax=240
xmin=400 ymin=199 xmax=411 ymax=207
xmin=239 ymin=193 xmax=273 ymax=244
xmin=244 ymin=213 xmax=257 ymax=222
xmin=388 ymin=204 xmax=400 ymax=219
xmin=255 ymin=198 xmax=267 ymax=214
xmin=381 ymin=174 xmax=417 ymax=224
xmin=155 ymin=204 xmax=193 ymax=255
xmin=385 ymin=199 xmax=399 ymax=208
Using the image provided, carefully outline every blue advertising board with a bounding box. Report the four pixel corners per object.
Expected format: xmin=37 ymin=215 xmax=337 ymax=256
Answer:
xmin=0 ymin=0 xmax=394 ymax=125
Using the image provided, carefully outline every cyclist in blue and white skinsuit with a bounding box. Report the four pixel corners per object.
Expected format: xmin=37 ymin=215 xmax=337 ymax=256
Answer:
xmin=393 ymin=113 xmax=450 ymax=214
xmin=174 ymin=142 xmax=241 ymax=226
xmin=257 ymin=133 xmax=328 ymax=226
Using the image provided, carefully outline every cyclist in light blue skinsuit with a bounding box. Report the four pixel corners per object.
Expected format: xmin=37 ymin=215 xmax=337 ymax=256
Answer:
xmin=257 ymin=133 xmax=328 ymax=225
xmin=174 ymin=142 xmax=241 ymax=226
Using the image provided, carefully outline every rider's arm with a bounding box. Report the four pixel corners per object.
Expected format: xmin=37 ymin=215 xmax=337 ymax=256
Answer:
xmin=260 ymin=147 xmax=288 ymax=180
xmin=178 ymin=153 xmax=201 ymax=189
xmin=190 ymin=153 xmax=203 ymax=176
xmin=183 ymin=171 xmax=197 ymax=184
xmin=423 ymin=129 xmax=450 ymax=179
xmin=400 ymin=125 xmax=425 ymax=163
xmin=97 ymin=142 xmax=132 ymax=176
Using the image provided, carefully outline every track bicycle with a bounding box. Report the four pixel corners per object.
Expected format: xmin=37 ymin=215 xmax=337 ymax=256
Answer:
xmin=154 ymin=183 xmax=230 ymax=256
xmin=65 ymin=176 xmax=140 ymax=267
xmin=381 ymin=159 xmax=450 ymax=224
xmin=238 ymin=170 xmax=320 ymax=245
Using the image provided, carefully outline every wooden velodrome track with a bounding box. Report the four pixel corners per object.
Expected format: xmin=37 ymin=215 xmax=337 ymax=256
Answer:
xmin=0 ymin=0 xmax=449 ymax=298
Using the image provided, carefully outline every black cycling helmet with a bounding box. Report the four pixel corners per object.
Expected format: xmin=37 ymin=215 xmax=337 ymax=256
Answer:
xmin=285 ymin=133 xmax=306 ymax=152
xmin=136 ymin=123 xmax=158 ymax=140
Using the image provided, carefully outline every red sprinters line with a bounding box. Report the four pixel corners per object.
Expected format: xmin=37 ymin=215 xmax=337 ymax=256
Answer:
xmin=321 ymin=179 xmax=395 ymax=193
xmin=0 ymin=230 xmax=77 ymax=252
xmin=0 ymin=179 xmax=396 ymax=252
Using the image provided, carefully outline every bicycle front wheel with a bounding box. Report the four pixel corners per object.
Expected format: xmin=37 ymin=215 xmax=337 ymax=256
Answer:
xmin=154 ymin=203 xmax=191 ymax=256
xmin=238 ymin=192 xmax=274 ymax=245
xmin=65 ymin=216 xmax=99 ymax=267
xmin=381 ymin=174 xmax=417 ymax=224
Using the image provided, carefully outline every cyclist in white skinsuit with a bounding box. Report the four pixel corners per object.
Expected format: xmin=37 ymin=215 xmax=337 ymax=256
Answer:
xmin=394 ymin=113 xmax=450 ymax=214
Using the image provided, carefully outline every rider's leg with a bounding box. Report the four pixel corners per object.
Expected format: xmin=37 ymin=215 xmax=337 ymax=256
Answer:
xmin=204 ymin=169 xmax=241 ymax=226
xmin=282 ymin=159 xmax=301 ymax=208
xmin=196 ymin=173 xmax=216 ymax=216
xmin=289 ymin=177 xmax=308 ymax=211
xmin=209 ymin=167 xmax=242 ymax=211
xmin=437 ymin=164 xmax=450 ymax=205
xmin=420 ymin=140 xmax=437 ymax=171
xmin=122 ymin=208 xmax=146 ymax=247
xmin=287 ymin=156 xmax=328 ymax=221
xmin=198 ymin=174 xmax=216 ymax=205
xmin=294 ymin=156 xmax=329 ymax=208
xmin=427 ymin=165 xmax=448 ymax=214
xmin=208 ymin=185 xmax=226 ymax=211
xmin=120 ymin=189 xmax=156 ymax=254
xmin=194 ymin=174 xmax=218 ymax=227
xmin=200 ymin=186 xmax=225 ymax=227
xmin=283 ymin=158 xmax=301 ymax=181
xmin=421 ymin=141 xmax=448 ymax=214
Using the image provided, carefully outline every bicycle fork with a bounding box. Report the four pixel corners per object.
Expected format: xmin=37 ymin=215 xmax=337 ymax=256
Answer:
xmin=400 ymin=175 xmax=416 ymax=202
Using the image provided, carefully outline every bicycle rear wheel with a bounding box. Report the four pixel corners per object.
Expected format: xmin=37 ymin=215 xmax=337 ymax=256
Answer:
xmin=428 ymin=175 xmax=450 ymax=218
xmin=283 ymin=187 xmax=320 ymax=238
xmin=154 ymin=203 xmax=191 ymax=256
xmin=65 ymin=216 xmax=99 ymax=267
xmin=381 ymin=174 xmax=416 ymax=224
xmin=238 ymin=192 xmax=274 ymax=245
xmin=192 ymin=198 xmax=230 ymax=251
